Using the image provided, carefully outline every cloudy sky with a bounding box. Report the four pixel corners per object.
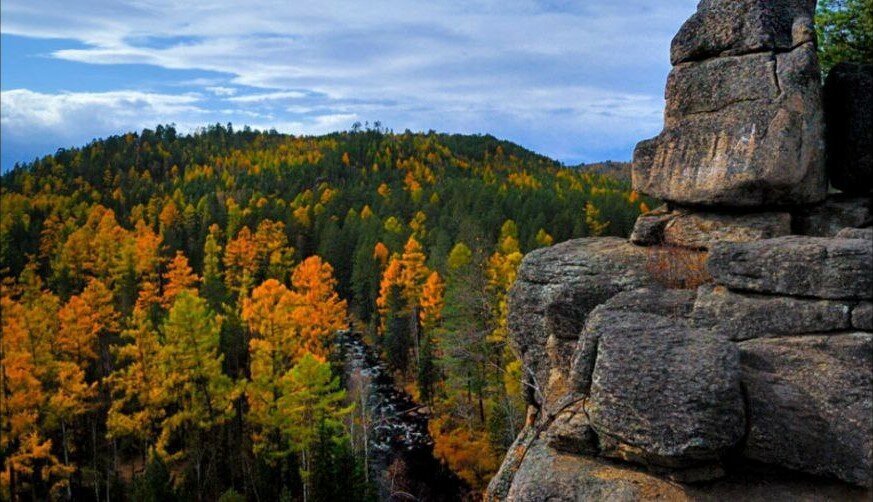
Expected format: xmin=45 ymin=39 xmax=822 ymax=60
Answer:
xmin=0 ymin=0 xmax=698 ymax=170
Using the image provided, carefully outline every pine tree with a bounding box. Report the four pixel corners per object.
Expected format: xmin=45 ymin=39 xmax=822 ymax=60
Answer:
xmin=277 ymin=354 xmax=352 ymax=502
xmin=156 ymin=293 xmax=237 ymax=465
xmin=201 ymin=224 xmax=226 ymax=308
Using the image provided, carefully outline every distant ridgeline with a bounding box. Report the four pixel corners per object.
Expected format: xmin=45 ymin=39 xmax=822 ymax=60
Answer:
xmin=0 ymin=124 xmax=649 ymax=499
xmin=574 ymin=161 xmax=632 ymax=184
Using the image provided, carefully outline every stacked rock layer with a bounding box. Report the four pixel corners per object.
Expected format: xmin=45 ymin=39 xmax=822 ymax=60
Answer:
xmin=486 ymin=0 xmax=872 ymax=499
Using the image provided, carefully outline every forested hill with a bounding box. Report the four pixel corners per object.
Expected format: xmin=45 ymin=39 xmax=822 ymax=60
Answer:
xmin=0 ymin=124 xmax=650 ymax=500
xmin=1 ymin=124 xmax=646 ymax=304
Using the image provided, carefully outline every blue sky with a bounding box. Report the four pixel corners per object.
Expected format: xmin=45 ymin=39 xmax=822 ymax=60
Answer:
xmin=1 ymin=0 xmax=698 ymax=171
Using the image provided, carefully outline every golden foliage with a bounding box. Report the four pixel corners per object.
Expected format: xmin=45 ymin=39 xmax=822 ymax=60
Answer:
xmin=645 ymin=245 xmax=712 ymax=290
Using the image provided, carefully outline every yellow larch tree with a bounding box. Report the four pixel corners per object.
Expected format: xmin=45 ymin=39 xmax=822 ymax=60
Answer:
xmin=106 ymin=310 xmax=165 ymax=450
xmin=155 ymin=292 xmax=237 ymax=464
xmin=486 ymin=221 xmax=523 ymax=344
xmin=287 ymin=256 xmax=348 ymax=360
xmin=419 ymin=271 xmax=445 ymax=333
xmin=224 ymin=226 xmax=259 ymax=299
xmin=584 ymin=201 xmax=610 ymax=236
xmin=162 ymin=251 xmax=199 ymax=308
xmin=399 ymin=235 xmax=430 ymax=307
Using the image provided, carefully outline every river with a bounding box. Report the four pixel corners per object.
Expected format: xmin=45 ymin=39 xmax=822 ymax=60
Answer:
xmin=337 ymin=331 xmax=471 ymax=501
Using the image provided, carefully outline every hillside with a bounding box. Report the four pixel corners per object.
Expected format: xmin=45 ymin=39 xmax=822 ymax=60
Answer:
xmin=574 ymin=161 xmax=632 ymax=183
xmin=0 ymin=124 xmax=650 ymax=500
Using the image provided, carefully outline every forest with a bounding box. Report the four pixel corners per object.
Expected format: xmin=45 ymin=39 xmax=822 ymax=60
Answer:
xmin=0 ymin=124 xmax=648 ymax=500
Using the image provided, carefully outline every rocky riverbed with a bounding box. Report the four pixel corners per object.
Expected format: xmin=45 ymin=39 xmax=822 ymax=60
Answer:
xmin=337 ymin=331 xmax=470 ymax=501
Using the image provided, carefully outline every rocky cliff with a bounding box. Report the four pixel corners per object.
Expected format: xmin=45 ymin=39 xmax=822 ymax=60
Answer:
xmin=486 ymin=0 xmax=872 ymax=499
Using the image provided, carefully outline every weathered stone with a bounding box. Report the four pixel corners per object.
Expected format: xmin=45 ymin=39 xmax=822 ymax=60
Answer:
xmin=543 ymin=401 xmax=597 ymax=455
xmin=485 ymin=425 xmax=538 ymax=501
xmin=825 ymin=63 xmax=873 ymax=194
xmin=740 ymin=334 xmax=873 ymax=486
xmin=631 ymin=207 xmax=792 ymax=249
xmin=583 ymin=290 xmax=744 ymax=470
xmin=489 ymin=439 xmax=873 ymax=501
xmin=508 ymin=238 xmax=654 ymax=409
xmin=501 ymin=440 xmax=689 ymax=502
xmin=793 ymin=195 xmax=872 ymax=237
xmin=665 ymin=52 xmax=782 ymax=125
xmin=853 ymin=302 xmax=873 ymax=331
xmin=671 ymin=0 xmax=816 ymax=65
xmin=633 ymin=0 xmax=826 ymax=208
xmin=663 ymin=210 xmax=791 ymax=250
xmin=708 ymin=236 xmax=873 ymax=300
xmin=692 ymin=285 xmax=853 ymax=340
xmin=570 ymin=288 xmax=697 ymax=395
xmin=629 ymin=205 xmax=672 ymax=245
xmin=837 ymin=227 xmax=873 ymax=241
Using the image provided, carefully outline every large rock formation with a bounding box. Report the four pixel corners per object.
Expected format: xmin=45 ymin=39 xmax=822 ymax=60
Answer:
xmin=707 ymin=235 xmax=873 ymax=299
xmin=488 ymin=239 xmax=873 ymax=498
xmin=507 ymin=238 xmax=654 ymax=409
xmin=486 ymin=0 xmax=872 ymax=499
xmin=583 ymin=291 xmax=746 ymax=472
xmin=740 ymin=333 xmax=873 ymax=487
xmin=632 ymin=0 xmax=827 ymax=207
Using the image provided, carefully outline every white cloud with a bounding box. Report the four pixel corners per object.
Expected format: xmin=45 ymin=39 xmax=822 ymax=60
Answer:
xmin=1 ymin=89 xmax=204 ymax=134
xmin=1 ymin=0 xmax=700 ymax=164
xmin=228 ymin=91 xmax=308 ymax=103
xmin=0 ymin=88 xmax=360 ymax=167
xmin=206 ymin=86 xmax=238 ymax=96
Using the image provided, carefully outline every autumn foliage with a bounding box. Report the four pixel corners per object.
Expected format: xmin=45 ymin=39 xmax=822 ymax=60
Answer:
xmin=1 ymin=124 xmax=645 ymax=499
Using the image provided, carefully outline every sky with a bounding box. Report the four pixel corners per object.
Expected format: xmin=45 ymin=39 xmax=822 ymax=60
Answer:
xmin=0 ymin=0 xmax=699 ymax=171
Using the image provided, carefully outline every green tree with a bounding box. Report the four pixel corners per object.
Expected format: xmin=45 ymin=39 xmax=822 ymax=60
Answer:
xmin=816 ymin=0 xmax=873 ymax=75
xmin=278 ymin=354 xmax=352 ymax=502
xmin=157 ymin=292 xmax=238 ymax=491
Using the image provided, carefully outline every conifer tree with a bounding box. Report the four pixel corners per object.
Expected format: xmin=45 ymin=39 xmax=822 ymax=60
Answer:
xmin=156 ymin=293 xmax=237 ymax=468
xmin=277 ymin=353 xmax=352 ymax=502
xmin=162 ymin=251 xmax=199 ymax=308
xmin=201 ymin=224 xmax=226 ymax=308
xmin=107 ymin=309 xmax=165 ymax=451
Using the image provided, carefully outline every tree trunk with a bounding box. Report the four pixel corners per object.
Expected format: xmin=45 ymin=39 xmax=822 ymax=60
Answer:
xmin=411 ymin=306 xmax=421 ymax=372
xmin=92 ymin=421 xmax=100 ymax=501
xmin=61 ymin=420 xmax=72 ymax=500
xmin=9 ymin=461 xmax=17 ymax=502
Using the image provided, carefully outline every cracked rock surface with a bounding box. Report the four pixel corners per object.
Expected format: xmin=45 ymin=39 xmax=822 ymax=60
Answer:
xmin=632 ymin=0 xmax=826 ymax=207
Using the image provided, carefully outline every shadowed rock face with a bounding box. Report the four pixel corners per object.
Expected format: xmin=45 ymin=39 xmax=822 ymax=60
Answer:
xmin=741 ymin=334 xmax=873 ymax=487
xmin=632 ymin=0 xmax=826 ymax=207
xmin=825 ymin=63 xmax=873 ymax=194
xmin=792 ymin=195 xmax=872 ymax=237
